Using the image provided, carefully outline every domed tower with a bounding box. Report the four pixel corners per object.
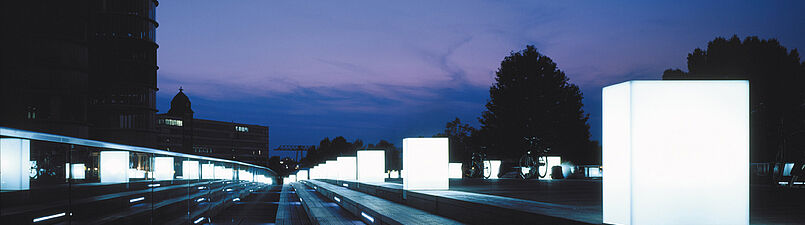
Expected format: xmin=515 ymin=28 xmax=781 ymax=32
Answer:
xmin=161 ymin=88 xmax=194 ymax=153
xmin=168 ymin=88 xmax=193 ymax=117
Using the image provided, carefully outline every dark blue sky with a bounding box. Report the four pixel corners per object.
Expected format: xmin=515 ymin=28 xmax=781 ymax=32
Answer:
xmin=154 ymin=1 xmax=805 ymax=158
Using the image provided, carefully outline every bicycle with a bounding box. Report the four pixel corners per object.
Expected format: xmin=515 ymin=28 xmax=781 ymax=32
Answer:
xmin=464 ymin=148 xmax=492 ymax=178
xmin=519 ymin=137 xmax=549 ymax=179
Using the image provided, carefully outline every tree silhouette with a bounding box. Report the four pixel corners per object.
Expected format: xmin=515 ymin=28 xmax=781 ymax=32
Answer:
xmin=478 ymin=45 xmax=593 ymax=163
xmin=435 ymin=118 xmax=476 ymax=163
xmin=662 ymin=35 xmax=805 ymax=162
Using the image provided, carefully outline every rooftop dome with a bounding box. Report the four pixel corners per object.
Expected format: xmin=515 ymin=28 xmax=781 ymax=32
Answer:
xmin=167 ymin=88 xmax=193 ymax=116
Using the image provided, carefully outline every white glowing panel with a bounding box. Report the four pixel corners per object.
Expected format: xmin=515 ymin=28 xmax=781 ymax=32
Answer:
xmin=309 ymin=166 xmax=319 ymax=179
xmin=289 ymin=174 xmax=296 ymax=182
xmin=326 ymin=160 xmax=337 ymax=179
xmin=539 ymin=156 xmax=561 ymax=180
xmin=602 ymin=81 xmax=749 ymax=225
xmin=297 ymin=170 xmax=308 ymax=181
xmin=214 ymin=166 xmax=225 ymax=179
xmin=489 ymin=160 xmax=501 ymax=179
xmin=238 ymin=170 xmax=252 ymax=181
xmin=403 ymin=138 xmax=449 ymax=190
xmin=183 ymin=161 xmax=199 ymax=180
xmin=202 ymin=164 xmax=214 ymax=179
xmin=100 ymin=151 xmax=129 ymax=183
xmin=357 ymin=150 xmax=385 ymax=182
xmin=448 ymin=163 xmax=462 ymax=178
xmin=337 ymin=156 xmax=357 ymax=180
xmin=71 ymin=163 xmax=86 ymax=179
xmin=154 ymin=157 xmax=174 ymax=181
xmin=1 ymin=138 xmax=30 ymax=190
xmin=389 ymin=170 xmax=399 ymax=179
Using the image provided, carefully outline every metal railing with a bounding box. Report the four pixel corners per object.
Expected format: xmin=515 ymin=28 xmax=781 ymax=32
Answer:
xmin=0 ymin=127 xmax=277 ymax=225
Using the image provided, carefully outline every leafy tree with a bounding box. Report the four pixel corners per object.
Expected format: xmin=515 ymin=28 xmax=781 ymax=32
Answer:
xmin=662 ymin=35 xmax=805 ymax=162
xmin=374 ymin=140 xmax=401 ymax=171
xmin=435 ymin=118 xmax=476 ymax=163
xmin=478 ymin=45 xmax=593 ymax=163
xmin=298 ymin=136 xmax=367 ymax=168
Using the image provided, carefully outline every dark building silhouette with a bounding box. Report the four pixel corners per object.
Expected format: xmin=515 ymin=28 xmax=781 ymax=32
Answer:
xmin=87 ymin=0 xmax=159 ymax=147
xmin=1 ymin=1 xmax=159 ymax=148
xmin=157 ymin=89 xmax=270 ymax=166
xmin=1 ymin=1 xmax=91 ymax=137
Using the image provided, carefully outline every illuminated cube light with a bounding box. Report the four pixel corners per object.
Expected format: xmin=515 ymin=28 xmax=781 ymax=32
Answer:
xmin=1 ymin=138 xmax=31 ymax=190
xmin=239 ymin=170 xmax=253 ymax=181
xmin=289 ymin=174 xmax=297 ymax=182
xmin=183 ymin=161 xmax=199 ymax=180
xmin=202 ymin=164 xmax=214 ymax=179
xmin=326 ymin=160 xmax=337 ymax=179
xmin=154 ymin=157 xmax=175 ymax=181
xmin=448 ymin=163 xmax=462 ymax=179
xmin=357 ymin=150 xmax=386 ymax=182
xmin=337 ymin=156 xmax=357 ymax=180
xmin=538 ymin=156 xmax=561 ymax=180
xmin=602 ymin=80 xmax=749 ymax=225
xmin=297 ymin=170 xmax=308 ymax=181
xmin=488 ymin=160 xmax=501 ymax=179
xmin=71 ymin=163 xmax=86 ymax=179
xmin=100 ymin=151 xmax=129 ymax=183
xmin=403 ymin=138 xmax=449 ymax=190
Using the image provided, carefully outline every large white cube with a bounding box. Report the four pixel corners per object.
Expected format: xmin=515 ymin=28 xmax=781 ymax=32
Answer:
xmin=357 ymin=150 xmax=386 ymax=182
xmin=100 ymin=151 xmax=129 ymax=183
xmin=403 ymin=138 xmax=449 ymax=190
xmin=154 ymin=157 xmax=175 ymax=181
xmin=183 ymin=161 xmax=199 ymax=180
xmin=602 ymin=81 xmax=749 ymax=225
xmin=488 ymin=160 xmax=501 ymax=179
xmin=448 ymin=163 xmax=463 ymax=178
xmin=337 ymin=156 xmax=357 ymax=180
xmin=1 ymin=138 xmax=30 ymax=190
xmin=297 ymin=170 xmax=308 ymax=181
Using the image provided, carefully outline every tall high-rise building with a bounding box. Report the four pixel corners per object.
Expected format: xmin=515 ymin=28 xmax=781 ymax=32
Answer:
xmin=87 ymin=0 xmax=159 ymax=147
xmin=1 ymin=1 xmax=91 ymax=137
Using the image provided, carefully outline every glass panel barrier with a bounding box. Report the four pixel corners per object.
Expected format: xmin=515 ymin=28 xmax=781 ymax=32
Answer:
xmin=0 ymin=127 xmax=276 ymax=224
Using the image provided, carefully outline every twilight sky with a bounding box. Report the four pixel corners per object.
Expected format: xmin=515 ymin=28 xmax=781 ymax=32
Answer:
xmin=154 ymin=1 xmax=805 ymax=158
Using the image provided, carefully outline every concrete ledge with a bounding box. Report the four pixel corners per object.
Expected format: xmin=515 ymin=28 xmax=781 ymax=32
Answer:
xmin=316 ymin=179 xmax=600 ymax=224
xmin=302 ymin=180 xmax=462 ymax=225
xmin=291 ymin=183 xmax=361 ymax=225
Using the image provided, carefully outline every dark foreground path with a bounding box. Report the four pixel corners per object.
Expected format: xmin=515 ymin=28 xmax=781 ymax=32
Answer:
xmin=211 ymin=185 xmax=282 ymax=225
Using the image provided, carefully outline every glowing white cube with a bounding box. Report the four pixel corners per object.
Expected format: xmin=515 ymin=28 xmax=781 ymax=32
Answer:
xmin=72 ymin=163 xmax=86 ymax=179
xmin=153 ymin=157 xmax=174 ymax=181
xmin=100 ymin=151 xmax=129 ymax=183
xmin=326 ymin=160 xmax=337 ymax=179
xmin=337 ymin=156 xmax=357 ymax=180
xmin=297 ymin=170 xmax=308 ymax=181
xmin=403 ymin=138 xmax=449 ymax=190
xmin=183 ymin=161 xmax=199 ymax=180
xmin=539 ymin=156 xmax=561 ymax=180
xmin=602 ymin=80 xmax=749 ymax=225
xmin=357 ymin=150 xmax=386 ymax=182
xmin=202 ymin=164 xmax=214 ymax=179
xmin=310 ymin=166 xmax=319 ymax=179
xmin=289 ymin=174 xmax=297 ymax=182
xmin=448 ymin=163 xmax=463 ymax=178
xmin=1 ymin=138 xmax=31 ymax=190
xmin=488 ymin=160 xmax=501 ymax=179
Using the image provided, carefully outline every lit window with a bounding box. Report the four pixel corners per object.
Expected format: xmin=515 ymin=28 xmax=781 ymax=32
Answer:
xmin=163 ymin=119 xmax=183 ymax=127
xmin=235 ymin=126 xmax=248 ymax=132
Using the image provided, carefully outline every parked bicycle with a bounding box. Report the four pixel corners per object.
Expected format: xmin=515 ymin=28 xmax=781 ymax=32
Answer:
xmin=519 ymin=137 xmax=549 ymax=179
xmin=464 ymin=147 xmax=492 ymax=178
